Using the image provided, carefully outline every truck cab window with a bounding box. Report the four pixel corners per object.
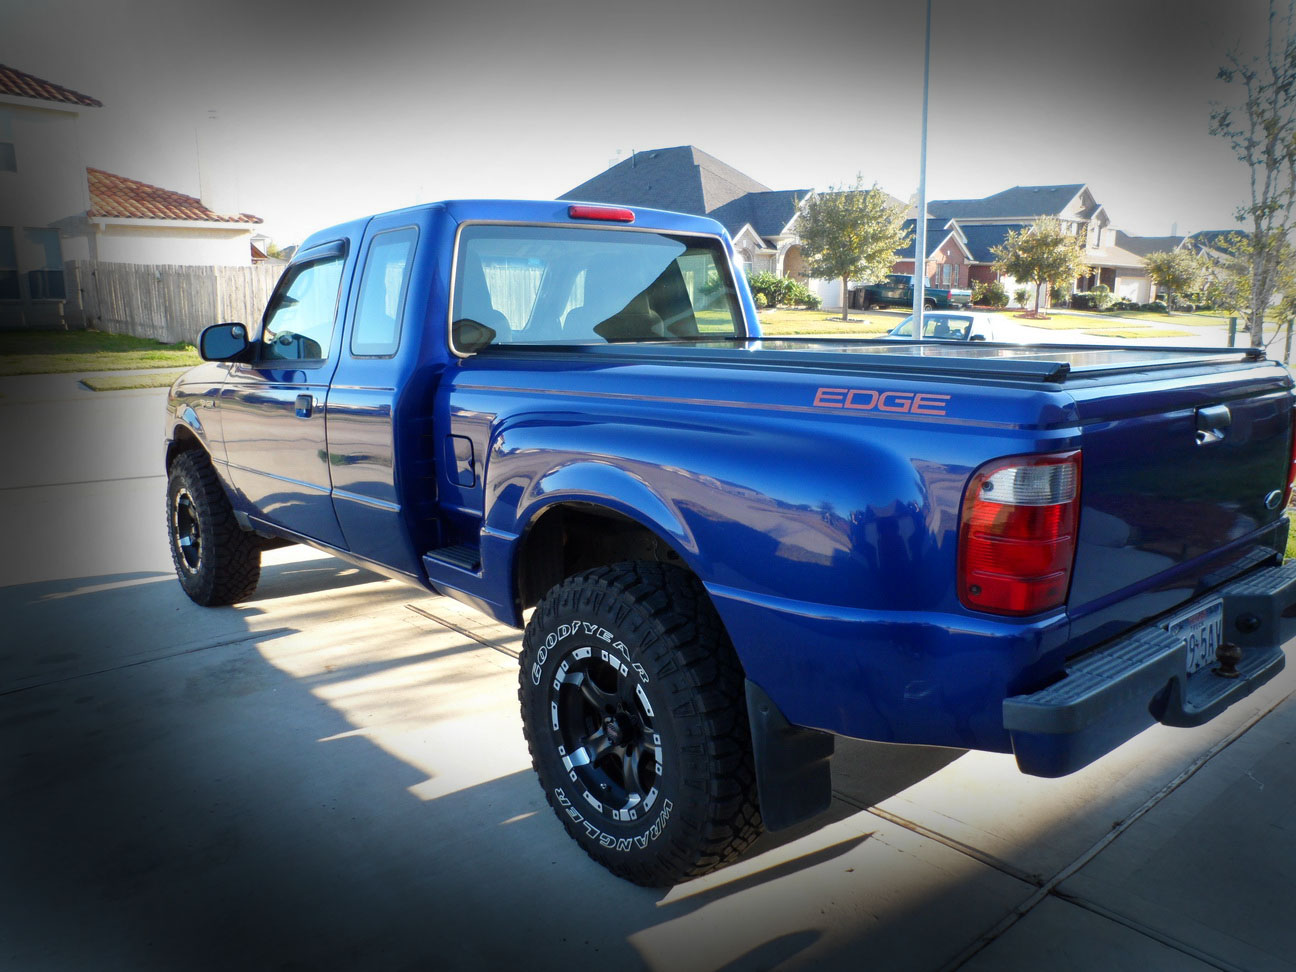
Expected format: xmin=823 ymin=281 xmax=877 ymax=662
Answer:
xmin=351 ymin=228 xmax=417 ymax=357
xmin=451 ymin=225 xmax=744 ymax=352
xmin=260 ymin=254 xmax=345 ymax=362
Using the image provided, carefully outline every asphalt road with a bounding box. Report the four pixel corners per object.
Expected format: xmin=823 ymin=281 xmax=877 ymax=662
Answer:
xmin=1 ymin=373 xmax=1293 ymax=972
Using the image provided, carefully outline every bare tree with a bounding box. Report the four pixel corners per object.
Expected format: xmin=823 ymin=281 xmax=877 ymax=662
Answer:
xmin=1211 ymin=0 xmax=1296 ymax=346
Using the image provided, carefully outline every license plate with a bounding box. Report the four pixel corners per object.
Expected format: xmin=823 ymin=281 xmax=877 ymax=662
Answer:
xmin=1160 ymin=599 xmax=1224 ymax=675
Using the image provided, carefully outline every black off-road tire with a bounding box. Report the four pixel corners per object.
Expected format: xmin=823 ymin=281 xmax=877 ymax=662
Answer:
xmin=518 ymin=561 xmax=762 ymax=886
xmin=166 ymin=450 xmax=261 ymax=606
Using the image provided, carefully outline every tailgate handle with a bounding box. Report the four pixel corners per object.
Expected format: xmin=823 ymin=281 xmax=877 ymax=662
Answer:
xmin=1196 ymin=404 xmax=1231 ymax=445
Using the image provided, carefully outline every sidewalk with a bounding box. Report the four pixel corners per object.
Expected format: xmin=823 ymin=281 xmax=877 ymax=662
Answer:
xmin=963 ymin=685 xmax=1296 ymax=971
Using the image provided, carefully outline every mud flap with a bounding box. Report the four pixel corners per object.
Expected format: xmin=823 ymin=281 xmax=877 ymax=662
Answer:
xmin=745 ymin=679 xmax=835 ymax=831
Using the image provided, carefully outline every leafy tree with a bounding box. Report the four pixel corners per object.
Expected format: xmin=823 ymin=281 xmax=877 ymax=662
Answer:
xmin=991 ymin=218 xmax=1091 ymax=317
xmin=1202 ymin=231 xmax=1296 ymax=328
xmin=1143 ymin=249 xmax=1206 ymax=312
xmin=1211 ymin=0 xmax=1296 ymax=346
xmin=1012 ymin=286 xmax=1031 ymax=308
xmin=795 ymin=176 xmax=912 ymax=322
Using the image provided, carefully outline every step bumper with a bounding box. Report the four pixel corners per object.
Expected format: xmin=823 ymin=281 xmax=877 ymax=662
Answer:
xmin=1004 ymin=561 xmax=1296 ymax=777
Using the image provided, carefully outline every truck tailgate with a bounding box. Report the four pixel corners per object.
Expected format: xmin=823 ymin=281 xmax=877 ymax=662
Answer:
xmin=1066 ymin=362 xmax=1293 ymax=647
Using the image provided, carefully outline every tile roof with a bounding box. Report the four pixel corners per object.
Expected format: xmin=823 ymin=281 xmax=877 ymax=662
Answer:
xmin=0 ymin=64 xmax=102 ymax=107
xmin=87 ymin=168 xmax=261 ymax=224
xmin=928 ymin=184 xmax=1086 ymax=220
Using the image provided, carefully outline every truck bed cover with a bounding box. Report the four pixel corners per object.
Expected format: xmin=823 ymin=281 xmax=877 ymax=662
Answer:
xmin=478 ymin=339 xmax=1265 ymax=383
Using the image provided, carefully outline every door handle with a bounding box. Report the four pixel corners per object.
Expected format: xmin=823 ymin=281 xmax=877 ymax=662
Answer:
xmin=1196 ymin=404 xmax=1231 ymax=445
xmin=295 ymin=394 xmax=315 ymax=419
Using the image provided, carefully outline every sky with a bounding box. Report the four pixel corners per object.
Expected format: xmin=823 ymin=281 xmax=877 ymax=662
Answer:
xmin=0 ymin=0 xmax=1278 ymax=244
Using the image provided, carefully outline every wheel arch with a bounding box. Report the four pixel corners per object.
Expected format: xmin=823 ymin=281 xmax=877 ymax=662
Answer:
xmin=166 ymin=421 xmax=208 ymax=470
xmin=514 ymin=498 xmax=701 ymax=613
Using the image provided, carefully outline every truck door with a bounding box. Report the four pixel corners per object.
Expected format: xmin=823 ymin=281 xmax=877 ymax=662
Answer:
xmin=219 ymin=239 xmax=352 ymax=548
xmin=324 ymin=220 xmax=427 ymax=577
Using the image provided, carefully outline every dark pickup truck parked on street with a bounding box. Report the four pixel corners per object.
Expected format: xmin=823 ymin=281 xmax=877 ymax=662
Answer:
xmin=165 ymin=199 xmax=1296 ymax=886
xmin=861 ymin=272 xmax=973 ymax=310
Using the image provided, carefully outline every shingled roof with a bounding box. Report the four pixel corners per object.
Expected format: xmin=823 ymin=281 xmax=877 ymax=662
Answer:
xmin=894 ymin=218 xmax=956 ymax=261
xmin=928 ymin=184 xmax=1086 ymax=220
xmin=1113 ymin=231 xmax=1184 ymax=258
xmin=88 ymin=168 xmax=261 ymax=224
xmin=561 ymin=145 xmax=806 ymax=241
xmin=958 ymin=223 xmax=1023 ymax=263
xmin=1185 ymin=229 xmax=1246 ymax=252
xmin=707 ymin=189 xmax=809 ymax=240
xmin=0 ymin=64 xmax=101 ymax=108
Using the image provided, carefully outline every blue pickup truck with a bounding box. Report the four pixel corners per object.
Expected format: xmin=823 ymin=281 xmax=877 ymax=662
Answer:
xmin=166 ymin=199 xmax=1296 ymax=887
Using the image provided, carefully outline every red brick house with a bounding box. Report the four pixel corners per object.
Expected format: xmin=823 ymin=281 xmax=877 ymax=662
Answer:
xmin=891 ymin=218 xmax=972 ymax=289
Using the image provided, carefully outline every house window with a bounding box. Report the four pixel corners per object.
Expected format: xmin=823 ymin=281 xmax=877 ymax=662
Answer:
xmin=0 ymin=227 xmax=18 ymax=299
xmin=24 ymin=228 xmax=64 ymax=300
xmin=940 ymin=262 xmax=955 ymax=287
xmin=0 ymin=110 xmax=15 ymax=173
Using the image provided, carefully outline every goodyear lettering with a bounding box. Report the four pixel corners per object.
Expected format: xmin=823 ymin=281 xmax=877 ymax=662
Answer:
xmin=815 ymin=386 xmax=951 ymax=417
xmin=532 ymin=618 xmax=645 ymax=685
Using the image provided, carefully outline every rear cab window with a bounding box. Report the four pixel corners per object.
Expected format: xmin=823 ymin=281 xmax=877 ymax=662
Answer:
xmin=351 ymin=227 xmax=418 ymax=357
xmin=450 ymin=224 xmax=745 ymax=354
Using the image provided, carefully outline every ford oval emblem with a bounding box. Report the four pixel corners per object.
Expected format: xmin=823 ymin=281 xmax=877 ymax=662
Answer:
xmin=1265 ymin=490 xmax=1283 ymax=510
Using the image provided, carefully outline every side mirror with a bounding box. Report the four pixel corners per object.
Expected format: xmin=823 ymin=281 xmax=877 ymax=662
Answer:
xmin=199 ymin=322 xmax=251 ymax=361
xmin=452 ymin=318 xmax=498 ymax=353
xmin=969 ymin=333 xmax=987 ymax=342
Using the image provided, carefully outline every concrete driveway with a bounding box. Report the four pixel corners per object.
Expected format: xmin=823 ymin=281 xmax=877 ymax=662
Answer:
xmin=1 ymin=373 xmax=1293 ymax=972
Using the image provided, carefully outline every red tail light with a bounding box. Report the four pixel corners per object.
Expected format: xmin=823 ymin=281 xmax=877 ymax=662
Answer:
xmin=958 ymin=451 xmax=1081 ymax=616
xmin=568 ymin=205 xmax=635 ymax=223
xmin=1284 ymin=404 xmax=1296 ymax=509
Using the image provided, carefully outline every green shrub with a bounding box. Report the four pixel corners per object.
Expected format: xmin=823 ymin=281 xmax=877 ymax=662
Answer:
xmin=753 ymin=291 xmax=769 ymax=309
xmin=1012 ymin=286 xmax=1031 ymax=308
xmin=972 ymin=280 xmax=1009 ymax=308
xmin=1110 ymin=298 xmax=1138 ymax=311
xmin=746 ymin=271 xmax=793 ymax=308
xmin=1070 ymin=292 xmax=1096 ymax=310
xmin=1090 ymin=284 xmax=1113 ymax=310
xmin=783 ymin=279 xmax=819 ymax=308
xmin=1050 ymin=284 xmax=1070 ymax=305
xmin=1142 ymin=300 xmax=1168 ymax=313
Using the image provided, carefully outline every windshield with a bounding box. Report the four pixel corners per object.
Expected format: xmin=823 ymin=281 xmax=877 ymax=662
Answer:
xmin=889 ymin=314 xmax=974 ymax=339
xmin=450 ymin=224 xmax=745 ymax=352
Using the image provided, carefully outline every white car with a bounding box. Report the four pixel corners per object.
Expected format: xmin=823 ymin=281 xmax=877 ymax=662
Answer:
xmin=884 ymin=311 xmax=1034 ymax=342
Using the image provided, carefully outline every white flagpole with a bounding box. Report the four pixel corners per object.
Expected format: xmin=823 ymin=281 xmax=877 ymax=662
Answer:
xmin=911 ymin=0 xmax=933 ymax=342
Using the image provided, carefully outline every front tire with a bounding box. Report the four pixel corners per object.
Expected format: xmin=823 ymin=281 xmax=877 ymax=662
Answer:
xmin=166 ymin=450 xmax=261 ymax=606
xmin=518 ymin=562 xmax=762 ymax=886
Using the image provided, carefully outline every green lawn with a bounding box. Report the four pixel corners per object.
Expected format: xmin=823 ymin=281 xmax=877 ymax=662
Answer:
xmin=0 ymin=329 xmax=200 ymax=376
xmin=81 ymin=368 xmax=192 ymax=391
xmin=756 ymin=308 xmax=897 ymax=336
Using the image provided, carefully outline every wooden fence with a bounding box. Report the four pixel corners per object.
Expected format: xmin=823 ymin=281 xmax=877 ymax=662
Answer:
xmin=65 ymin=260 xmax=284 ymax=344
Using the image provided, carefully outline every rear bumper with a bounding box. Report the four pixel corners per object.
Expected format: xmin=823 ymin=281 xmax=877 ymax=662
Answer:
xmin=1004 ymin=561 xmax=1296 ymax=777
